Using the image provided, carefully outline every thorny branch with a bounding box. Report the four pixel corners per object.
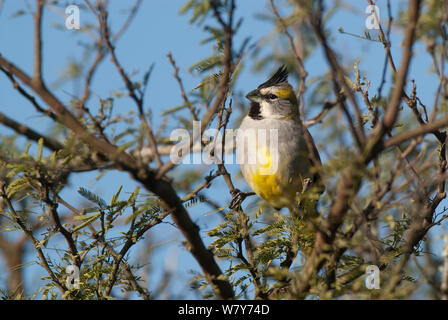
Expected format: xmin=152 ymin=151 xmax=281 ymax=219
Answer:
xmin=0 ymin=0 xmax=235 ymax=299
xmin=1 ymin=0 xmax=448 ymax=300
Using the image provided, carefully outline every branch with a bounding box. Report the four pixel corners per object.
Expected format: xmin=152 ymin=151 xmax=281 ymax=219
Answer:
xmin=270 ymin=0 xmax=307 ymax=101
xmin=442 ymin=235 xmax=448 ymax=299
xmin=58 ymin=195 xmax=152 ymax=300
xmin=383 ymin=116 xmax=448 ymax=149
xmin=289 ymin=0 xmax=423 ymax=298
xmin=155 ymin=0 xmax=235 ymax=179
xmin=0 ymin=66 xmax=57 ymax=121
xmin=80 ymin=0 xmax=142 ymax=108
xmin=0 ymin=112 xmax=63 ymax=151
xmin=303 ymin=98 xmax=340 ymax=127
xmin=303 ymin=0 xmax=366 ymax=149
xmin=0 ymin=181 xmax=67 ymax=295
xmin=33 ymin=0 xmax=44 ymax=85
xmin=48 ymin=201 xmax=81 ymax=267
xmin=0 ymin=51 xmax=234 ymax=300
xmin=112 ymin=0 xmax=142 ymax=42
xmin=167 ymin=52 xmax=198 ymax=121
xmin=364 ymin=0 xmax=422 ymax=162
xmin=96 ymin=3 xmax=162 ymax=167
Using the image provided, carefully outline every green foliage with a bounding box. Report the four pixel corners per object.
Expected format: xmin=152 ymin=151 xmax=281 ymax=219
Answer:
xmin=78 ymin=187 xmax=108 ymax=209
xmin=1 ymin=0 xmax=447 ymax=301
xmin=180 ymin=0 xmax=212 ymax=25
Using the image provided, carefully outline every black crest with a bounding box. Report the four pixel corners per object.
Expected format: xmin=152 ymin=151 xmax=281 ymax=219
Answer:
xmin=257 ymin=65 xmax=288 ymax=89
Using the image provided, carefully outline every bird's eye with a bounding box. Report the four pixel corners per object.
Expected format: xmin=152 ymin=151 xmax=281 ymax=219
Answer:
xmin=266 ymin=94 xmax=277 ymax=100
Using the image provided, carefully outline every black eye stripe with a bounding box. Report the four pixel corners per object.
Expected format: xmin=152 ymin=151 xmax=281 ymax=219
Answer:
xmin=263 ymin=93 xmax=277 ymax=100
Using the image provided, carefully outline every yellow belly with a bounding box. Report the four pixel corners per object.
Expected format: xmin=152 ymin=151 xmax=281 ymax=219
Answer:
xmin=248 ymin=147 xmax=298 ymax=208
xmin=250 ymin=171 xmax=282 ymax=204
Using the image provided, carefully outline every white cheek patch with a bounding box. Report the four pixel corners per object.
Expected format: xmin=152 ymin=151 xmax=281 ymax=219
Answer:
xmin=260 ymin=101 xmax=274 ymax=117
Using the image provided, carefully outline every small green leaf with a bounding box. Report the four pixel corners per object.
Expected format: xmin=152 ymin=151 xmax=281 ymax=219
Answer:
xmin=77 ymin=187 xmax=107 ymax=209
xmin=110 ymin=185 xmax=123 ymax=206
xmin=36 ymin=138 xmax=44 ymax=161
xmin=11 ymin=10 xmax=26 ymax=19
xmin=72 ymin=213 xmax=102 ymax=233
xmin=24 ymin=144 xmax=31 ymax=155
xmin=127 ymin=186 xmax=140 ymax=205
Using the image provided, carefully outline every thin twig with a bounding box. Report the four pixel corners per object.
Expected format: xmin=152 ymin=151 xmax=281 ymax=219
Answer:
xmin=167 ymin=52 xmax=198 ymax=121
xmin=0 ymin=181 xmax=67 ymax=295
xmin=270 ymin=0 xmax=307 ymax=102
xmin=33 ymin=0 xmax=44 ymax=85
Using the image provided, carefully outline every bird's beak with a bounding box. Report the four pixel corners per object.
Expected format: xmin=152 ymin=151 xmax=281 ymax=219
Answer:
xmin=246 ymin=89 xmax=261 ymax=102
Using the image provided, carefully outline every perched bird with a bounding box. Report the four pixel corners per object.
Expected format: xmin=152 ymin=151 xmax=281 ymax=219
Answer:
xmin=236 ymin=66 xmax=323 ymax=214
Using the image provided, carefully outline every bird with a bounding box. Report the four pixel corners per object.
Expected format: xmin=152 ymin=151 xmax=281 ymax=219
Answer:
xmin=236 ymin=65 xmax=323 ymax=215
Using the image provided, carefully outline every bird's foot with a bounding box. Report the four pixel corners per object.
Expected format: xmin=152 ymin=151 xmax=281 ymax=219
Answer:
xmin=230 ymin=189 xmax=255 ymax=210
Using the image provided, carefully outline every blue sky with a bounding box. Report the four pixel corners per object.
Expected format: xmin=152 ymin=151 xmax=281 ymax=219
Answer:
xmin=0 ymin=0 xmax=446 ymax=299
